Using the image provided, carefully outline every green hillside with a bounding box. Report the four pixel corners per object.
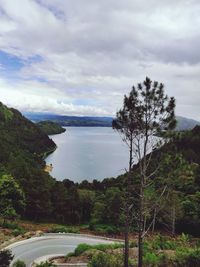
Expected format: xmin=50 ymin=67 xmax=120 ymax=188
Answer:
xmin=0 ymin=102 xmax=56 ymax=156
xmin=0 ymin=102 xmax=57 ymax=219
xmin=37 ymin=120 xmax=66 ymax=135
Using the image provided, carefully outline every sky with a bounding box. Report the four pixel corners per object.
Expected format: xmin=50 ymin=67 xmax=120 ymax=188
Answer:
xmin=0 ymin=0 xmax=199 ymax=119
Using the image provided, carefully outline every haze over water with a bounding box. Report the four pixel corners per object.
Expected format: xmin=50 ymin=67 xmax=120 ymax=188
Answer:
xmin=46 ymin=127 xmax=129 ymax=182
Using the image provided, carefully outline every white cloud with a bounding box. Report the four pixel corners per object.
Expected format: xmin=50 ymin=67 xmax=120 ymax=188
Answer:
xmin=0 ymin=0 xmax=199 ymax=119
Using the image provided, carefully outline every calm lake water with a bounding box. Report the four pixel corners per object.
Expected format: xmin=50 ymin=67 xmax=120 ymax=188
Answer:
xmin=45 ymin=127 xmax=129 ymax=182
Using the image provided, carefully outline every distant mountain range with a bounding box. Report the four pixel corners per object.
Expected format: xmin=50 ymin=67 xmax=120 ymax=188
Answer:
xmin=24 ymin=112 xmax=200 ymax=131
xmin=24 ymin=112 xmax=113 ymax=127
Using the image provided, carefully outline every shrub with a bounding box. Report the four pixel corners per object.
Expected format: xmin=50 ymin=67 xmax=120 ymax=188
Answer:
xmin=12 ymin=228 xmax=26 ymax=237
xmin=143 ymin=252 xmax=160 ymax=266
xmin=88 ymin=252 xmax=123 ymax=267
xmin=0 ymin=249 xmax=14 ymax=267
xmin=143 ymin=251 xmax=172 ymax=267
xmin=143 ymin=241 xmax=152 ymax=255
xmin=81 ymin=249 xmax=101 ymax=259
xmin=1 ymin=221 xmax=19 ymax=229
xmin=151 ymin=235 xmax=177 ymax=250
xmin=65 ymin=252 xmax=75 ymax=259
xmin=93 ymin=224 xmax=119 ymax=234
xmin=88 ymin=252 xmax=110 ymax=267
xmin=94 ymin=243 xmax=123 ymax=251
xmin=74 ymin=243 xmax=92 ymax=256
xmin=175 ymin=247 xmax=200 ymax=267
xmin=178 ymin=233 xmax=190 ymax=246
xmin=66 ymin=226 xmax=80 ymax=233
xmin=73 ymin=243 xmax=123 ymax=257
xmin=13 ymin=260 xmax=26 ymax=267
xmin=88 ymin=252 xmax=109 ymax=267
xmin=0 ymin=221 xmax=26 ymax=237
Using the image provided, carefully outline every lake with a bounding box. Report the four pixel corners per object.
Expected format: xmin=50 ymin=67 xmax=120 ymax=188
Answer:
xmin=45 ymin=127 xmax=129 ymax=182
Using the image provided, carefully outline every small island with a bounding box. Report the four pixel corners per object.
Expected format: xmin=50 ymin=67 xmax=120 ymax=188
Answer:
xmin=36 ymin=120 xmax=66 ymax=135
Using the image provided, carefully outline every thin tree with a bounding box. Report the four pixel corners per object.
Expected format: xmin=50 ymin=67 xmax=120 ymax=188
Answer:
xmin=113 ymin=77 xmax=176 ymax=267
xmin=112 ymin=115 xmax=134 ymax=267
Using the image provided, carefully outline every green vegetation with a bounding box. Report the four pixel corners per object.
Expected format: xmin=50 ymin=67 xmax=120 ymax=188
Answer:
xmin=0 ymin=100 xmax=200 ymax=238
xmin=37 ymin=120 xmax=66 ymax=135
xmin=174 ymin=247 xmax=200 ymax=267
xmin=0 ymin=103 xmax=13 ymax=121
xmin=0 ymin=249 xmax=14 ymax=267
xmin=90 ymin=224 xmax=120 ymax=235
xmin=62 ymin=235 xmax=200 ymax=266
xmin=140 ymin=235 xmax=200 ymax=266
xmin=0 ymin=114 xmax=200 ymax=234
xmin=0 ymin=174 xmax=25 ymax=223
xmin=1 ymin=101 xmax=200 ymax=266
xmin=64 ymin=243 xmax=124 ymax=267
xmin=49 ymin=225 xmax=80 ymax=233
xmin=12 ymin=260 xmax=26 ymax=267
xmin=71 ymin=243 xmax=123 ymax=257
xmin=88 ymin=253 xmax=123 ymax=267
xmin=0 ymin=102 xmax=56 ymax=220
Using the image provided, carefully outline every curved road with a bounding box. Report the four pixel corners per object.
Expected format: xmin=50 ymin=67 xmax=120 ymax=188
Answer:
xmin=7 ymin=234 xmax=115 ymax=266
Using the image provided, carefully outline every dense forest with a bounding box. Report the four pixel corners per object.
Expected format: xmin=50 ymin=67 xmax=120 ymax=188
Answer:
xmin=0 ymin=102 xmax=200 ymax=236
xmin=36 ymin=120 xmax=66 ymax=135
xmin=0 ymin=102 xmax=56 ymax=220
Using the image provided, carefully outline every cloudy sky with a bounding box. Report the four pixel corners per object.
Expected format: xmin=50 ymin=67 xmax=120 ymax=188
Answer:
xmin=0 ymin=0 xmax=199 ymax=119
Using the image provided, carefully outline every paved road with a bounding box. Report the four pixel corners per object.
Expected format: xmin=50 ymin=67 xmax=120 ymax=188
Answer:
xmin=7 ymin=234 xmax=115 ymax=266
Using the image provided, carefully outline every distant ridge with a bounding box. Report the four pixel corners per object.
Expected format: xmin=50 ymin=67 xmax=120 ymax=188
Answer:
xmin=24 ymin=112 xmax=113 ymax=127
xmin=176 ymin=116 xmax=200 ymax=131
xmin=24 ymin=112 xmax=199 ymax=131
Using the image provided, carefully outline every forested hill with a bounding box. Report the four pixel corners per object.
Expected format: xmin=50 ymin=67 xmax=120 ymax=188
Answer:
xmin=37 ymin=120 xmax=66 ymax=135
xmin=0 ymin=102 xmax=57 ymax=219
xmin=0 ymin=102 xmax=56 ymax=155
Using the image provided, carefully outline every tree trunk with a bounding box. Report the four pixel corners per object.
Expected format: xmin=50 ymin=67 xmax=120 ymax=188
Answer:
xmin=152 ymin=208 xmax=157 ymax=233
xmin=138 ymin=182 xmax=144 ymax=267
xmin=172 ymin=205 xmax=176 ymax=236
xmin=123 ymin=134 xmax=133 ymax=267
xmin=138 ymin=229 xmax=143 ymax=267
xmin=124 ymin=203 xmax=129 ymax=267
